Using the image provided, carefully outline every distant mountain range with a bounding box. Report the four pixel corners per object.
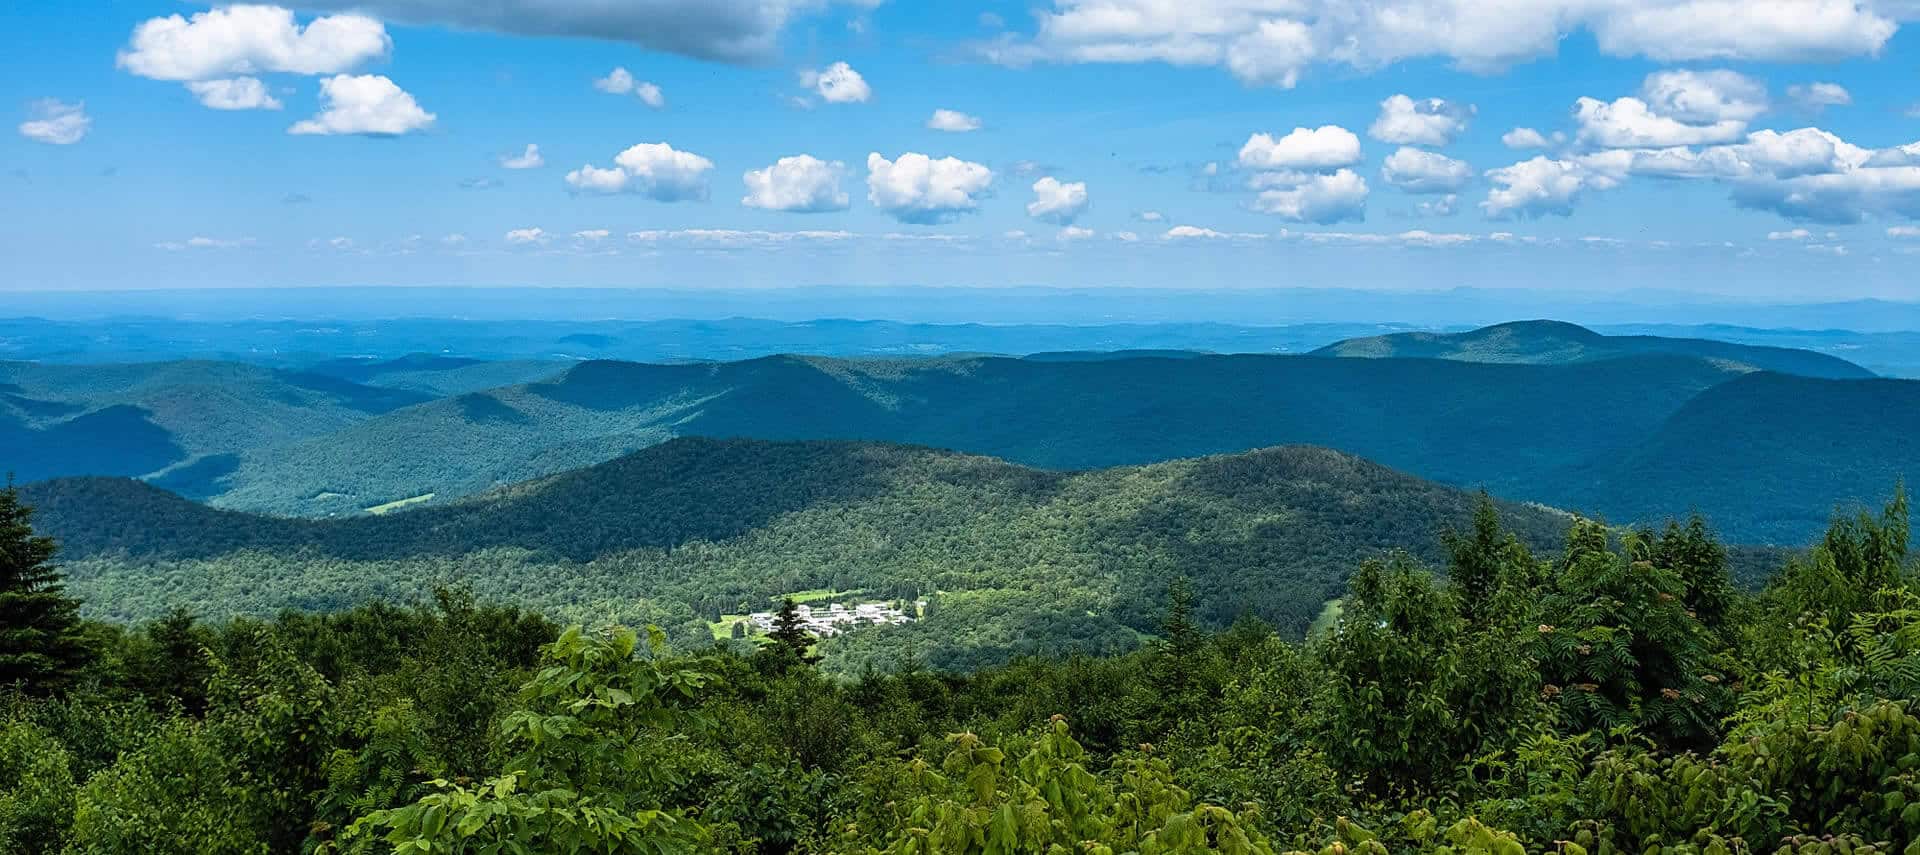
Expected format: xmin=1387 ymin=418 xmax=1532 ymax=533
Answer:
xmin=21 ymin=438 xmax=1574 ymax=671
xmin=5 ymin=320 xmax=1911 ymax=543
xmin=1313 ymin=320 xmax=1873 ymax=379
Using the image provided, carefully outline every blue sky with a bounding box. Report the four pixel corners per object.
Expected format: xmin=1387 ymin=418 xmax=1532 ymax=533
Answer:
xmin=5 ymin=0 xmax=1920 ymax=298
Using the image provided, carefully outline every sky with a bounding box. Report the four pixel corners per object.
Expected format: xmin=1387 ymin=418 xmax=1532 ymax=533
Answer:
xmin=5 ymin=0 xmax=1920 ymax=299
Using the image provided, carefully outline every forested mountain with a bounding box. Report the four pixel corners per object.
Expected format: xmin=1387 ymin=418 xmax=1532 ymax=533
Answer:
xmin=9 ymin=327 xmax=1913 ymax=542
xmin=22 ymin=437 xmax=1573 ymax=671
xmin=1555 ymin=371 xmax=1920 ymax=543
xmin=0 ymin=361 xmax=425 ymax=483
xmin=1314 ymin=319 xmax=1875 ymax=378
xmin=168 ymin=351 xmax=1744 ymax=517
xmin=298 ymin=353 xmax=568 ymax=397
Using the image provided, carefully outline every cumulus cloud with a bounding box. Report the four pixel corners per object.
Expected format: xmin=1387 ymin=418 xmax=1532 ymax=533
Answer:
xmin=18 ymin=100 xmax=91 ymax=145
xmin=1238 ymin=125 xmax=1362 ymax=171
xmin=594 ymin=67 xmax=666 ymax=107
xmin=295 ymin=0 xmax=872 ymax=64
xmin=800 ymin=62 xmax=871 ymax=103
xmin=1135 ymin=210 xmax=1166 ymax=222
xmin=1787 ymin=81 xmax=1852 ymax=112
xmin=1767 ymin=228 xmax=1813 ymax=240
xmin=1382 ymin=147 xmax=1473 ymax=193
xmin=741 ymin=154 xmax=851 ymax=212
xmin=978 ymin=0 xmax=1903 ymax=84
xmin=1251 ymin=169 xmax=1369 ymax=223
xmin=187 ymin=77 xmax=283 ymax=110
xmin=504 ymin=228 xmax=549 ymax=246
xmin=288 ymin=74 xmax=435 ymax=136
xmin=118 ymin=6 xmax=388 ymax=81
xmin=1640 ymin=69 xmax=1769 ymax=123
xmin=866 ymin=152 xmax=994 ymax=224
xmin=1057 ymin=225 xmax=1096 ymax=240
xmin=1574 ymin=95 xmax=1748 ymax=148
xmin=565 ymin=142 xmax=715 ymax=201
xmin=1481 ymin=154 xmax=1628 ymax=219
xmin=1369 ymin=95 xmax=1474 ymax=146
xmin=1502 ymin=127 xmax=1552 ymax=149
xmin=573 ymin=229 xmax=610 ymax=241
xmin=501 ymin=144 xmax=544 ymax=169
xmin=927 ymin=109 xmax=982 ymax=132
xmin=1027 ymin=177 xmax=1090 ymax=224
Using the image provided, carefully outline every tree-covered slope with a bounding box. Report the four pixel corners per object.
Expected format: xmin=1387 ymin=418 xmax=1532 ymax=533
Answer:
xmin=0 ymin=361 xmax=428 ymax=483
xmin=1314 ymin=320 xmax=1874 ymax=378
xmin=1555 ymin=371 xmax=1920 ymax=543
xmin=22 ymin=437 xmax=1571 ymax=670
xmin=180 ymin=352 xmax=1744 ymax=516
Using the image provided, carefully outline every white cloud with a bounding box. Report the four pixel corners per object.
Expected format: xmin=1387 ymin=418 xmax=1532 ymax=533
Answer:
xmin=1627 ymin=128 xmax=1873 ymax=180
xmin=18 ymin=100 xmax=91 ymax=145
xmin=1112 ymin=230 xmax=1141 ymax=242
xmin=594 ymin=67 xmax=636 ymax=93
xmin=296 ymin=0 xmax=870 ymax=64
xmin=866 ymin=152 xmax=994 ymax=224
xmin=980 ymin=0 xmax=1903 ymax=83
xmin=1369 ymin=95 xmax=1474 ymax=146
xmin=1135 ymin=210 xmax=1165 ymax=222
xmin=1767 ymin=228 xmax=1812 ymax=240
xmin=288 ymin=74 xmax=435 ymax=136
xmin=156 ymin=236 xmax=254 ymax=250
xmin=927 ymin=109 xmax=983 ymax=132
xmin=1732 ymin=164 xmax=1920 ymax=224
xmin=741 ymin=154 xmax=851 ymax=212
xmin=572 ymin=229 xmax=610 ymax=241
xmin=1027 ymin=176 xmax=1090 ymax=224
xmin=1057 ymin=226 xmax=1096 ymax=240
xmin=1382 ymin=147 xmax=1472 ymax=193
xmin=1889 ymin=226 xmax=1920 ymax=238
xmin=1482 ymin=155 xmax=1626 ymax=219
xmin=625 ymin=228 xmax=858 ymax=249
xmin=1574 ymin=96 xmax=1748 ymax=149
xmin=1787 ymin=81 xmax=1852 ymax=112
xmin=1166 ymin=226 xmax=1228 ymax=239
xmin=1251 ymin=169 xmax=1369 ymax=223
xmin=1640 ymin=69 xmax=1769 ymax=123
xmin=1237 ymin=125 xmax=1362 ymax=171
xmin=441 ymin=233 xmax=468 ymax=245
xmin=565 ymin=142 xmax=715 ymax=201
xmin=1223 ymin=18 xmax=1316 ymax=87
xmin=1416 ymin=194 xmax=1460 ymax=216
xmin=187 ymin=77 xmax=282 ymax=110
xmin=595 ymin=67 xmax=667 ymax=107
xmin=800 ymin=62 xmax=871 ymax=103
xmin=1502 ymin=127 xmax=1551 ymax=149
xmin=504 ymin=227 xmax=549 ymax=245
xmin=119 ymin=6 xmax=389 ymax=81
xmin=501 ymin=143 xmax=544 ymax=169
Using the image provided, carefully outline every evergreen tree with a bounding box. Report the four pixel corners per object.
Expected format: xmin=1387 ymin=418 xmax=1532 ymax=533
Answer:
xmin=0 ymin=483 xmax=91 ymax=693
xmin=761 ymin=599 xmax=820 ymax=671
xmin=1444 ymin=495 xmax=1508 ymax=621
xmin=1160 ymin=576 xmax=1204 ymax=661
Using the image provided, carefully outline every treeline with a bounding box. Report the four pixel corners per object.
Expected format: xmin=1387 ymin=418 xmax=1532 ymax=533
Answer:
xmin=2 ymin=483 xmax=1919 ymax=852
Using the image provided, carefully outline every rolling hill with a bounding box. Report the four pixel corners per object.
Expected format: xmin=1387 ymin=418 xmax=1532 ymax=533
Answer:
xmin=1314 ymin=320 xmax=1875 ymax=378
xmin=22 ymin=437 xmax=1574 ymax=671
xmin=166 ymin=351 xmax=1747 ymax=517
xmin=1552 ymin=372 xmax=1920 ymax=543
xmin=0 ymin=360 xmax=427 ymax=483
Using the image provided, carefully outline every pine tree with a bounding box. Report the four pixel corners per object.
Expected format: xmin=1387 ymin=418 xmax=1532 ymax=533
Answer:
xmin=762 ymin=598 xmax=820 ymax=669
xmin=0 ymin=483 xmax=92 ymax=692
xmin=1160 ymin=576 xmax=1203 ymax=661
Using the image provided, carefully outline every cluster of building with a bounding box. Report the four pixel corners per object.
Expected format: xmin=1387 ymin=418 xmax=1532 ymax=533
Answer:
xmin=746 ymin=600 xmax=921 ymax=638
